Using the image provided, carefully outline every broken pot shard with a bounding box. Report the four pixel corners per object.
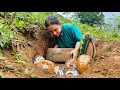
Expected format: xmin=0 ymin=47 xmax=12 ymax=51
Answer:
xmin=54 ymin=66 xmax=64 ymax=76
xmin=65 ymin=69 xmax=79 ymax=77
xmin=76 ymin=54 xmax=90 ymax=74
xmin=54 ymin=66 xmax=60 ymax=74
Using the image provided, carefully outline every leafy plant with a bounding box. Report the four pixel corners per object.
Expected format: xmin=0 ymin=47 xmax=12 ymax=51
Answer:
xmin=10 ymin=51 xmax=26 ymax=64
xmin=14 ymin=18 xmax=24 ymax=29
xmin=24 ymin=67 xmax=38 ymax=78
xmin=0 ymin=71 xmax=5 ymax=78
xmin=0 ymin=11 xmax=120 ymax=52
xmin=0 ymin=24 xmax=15 ymax=49
xmin=29 ymin=73 xmax=38 ymax=78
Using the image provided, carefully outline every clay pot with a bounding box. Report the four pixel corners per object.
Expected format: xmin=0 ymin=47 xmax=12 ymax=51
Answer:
xmin=65 ymin=59 xmax=76 ymax=69
xmin=33 ymin=55 xmax=45 ymax=64
xmin=76 ymin=54 xmax=90 ymax=74
xmin=37 ymin=60 xmax=55 ymax=74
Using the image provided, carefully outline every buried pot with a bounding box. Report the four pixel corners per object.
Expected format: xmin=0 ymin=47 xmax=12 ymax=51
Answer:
xmin=32 ymin=55 xmax=45 ymax=64
xmin=76 ymin=54 xmax=91 ymax=74
xmin=37 ymin=60 xmax=55 ymax=74
xmin=46 ymin=48 xmax=74 ymax=62
xmin=32 ymin=55 xmax=55 ymax=74
xmin=65 ymin=59 xmax=77 ymax=69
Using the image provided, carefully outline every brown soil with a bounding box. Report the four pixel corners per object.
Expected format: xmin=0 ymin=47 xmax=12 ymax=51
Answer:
xmin=79 ymin=39 xmax=120 ymax=78
xmin=1 ymin=28 xmax=120 ymax=78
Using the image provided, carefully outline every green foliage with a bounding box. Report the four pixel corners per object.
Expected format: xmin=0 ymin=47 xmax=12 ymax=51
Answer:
xmin=0 ymin=12 xmax=54 ymax=50
xmin=10 ymin=51 xmax=26 ymax=64
xmin=29 ymin=73 xmax=38 ymax=78
xmin=14 ymin=53 xmax=21 ymax=61
xmin=112 ymin=30 xmax=120 ymax=37
xmin=106 ymin=13 xmax=120 ymax=32
xmin=14 ymin=18 xmax=24 ymax=29
xmin=55 ymin=12 xmax=120 ymax=41
xmin=0 ymin=24 xmax=15 ymax=49
xmin=24 ymin=67 xmax=38 ymax=78
xmin=15 ymin=12 xmax=53 ymax=28
xmin=0 ymin=71 xmax=5 ymax=78
xmin=0 ymin=12 xmax=120 ymax=52
xmin=74 ymin=12 xmax=104 ymax=26
xmin=117 ymin=24 xmax=120 ymax=28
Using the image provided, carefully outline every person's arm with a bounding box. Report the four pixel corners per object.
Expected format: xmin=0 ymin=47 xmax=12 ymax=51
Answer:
xmin=53 ymin=37 xmax=59 ymax=48
xmin=70 ymin=43 xmax=80 ymax=59
xmin=70 ymin=24 xmax=82 ymax=59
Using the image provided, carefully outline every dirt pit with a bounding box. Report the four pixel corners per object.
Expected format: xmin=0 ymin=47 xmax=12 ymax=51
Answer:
xmin=1 ymin=29 xmax=120 ymax=78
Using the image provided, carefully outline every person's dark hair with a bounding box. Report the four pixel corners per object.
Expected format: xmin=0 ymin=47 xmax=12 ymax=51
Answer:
xmin=45 ymin=15 xmax=60 ymax=27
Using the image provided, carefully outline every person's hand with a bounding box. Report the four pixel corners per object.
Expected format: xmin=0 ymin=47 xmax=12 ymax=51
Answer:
xmin=54 ymin=44 xmax=59 ymax=48
xmin=70 ymin=49 xmax=78 ymax=59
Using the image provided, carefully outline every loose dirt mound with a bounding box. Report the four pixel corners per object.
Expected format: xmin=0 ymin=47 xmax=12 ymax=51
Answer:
xmin=79 ymin=40 xmax=120 ymax=78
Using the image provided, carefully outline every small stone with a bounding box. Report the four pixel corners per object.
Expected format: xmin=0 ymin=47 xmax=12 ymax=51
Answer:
xmin=6 ymin=65 xmax=14 ymax=70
